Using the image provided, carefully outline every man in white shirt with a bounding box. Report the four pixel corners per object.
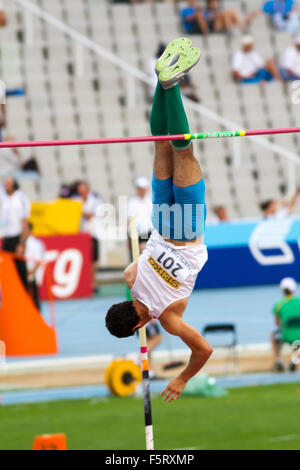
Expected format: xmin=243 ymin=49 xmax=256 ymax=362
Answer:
xmin=232 ymin=35 xmax=283 ymax=83
xmin=24 ymin=221 xmax=45 ymax=311
xmin=260 ymin=186 xmax=300 ymax=219
xmin=76 ymin=181 xmax=102 ymax=291
xmin=128 ymin=176 xmax=153 ymax=253
xmin=282 ymin=34 xmax=300 ymax=80
xmin=0 ymin=177 xmax=30 ymax=288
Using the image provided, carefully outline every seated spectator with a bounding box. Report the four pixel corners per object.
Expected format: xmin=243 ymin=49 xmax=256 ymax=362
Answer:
xmin=260 ymin=186 xmax=300 ymax=219
xmin=202 ymin=0 xmax=243 ymax=34
xmin=181 ymin=0 xmax=243 ymax=35
xmin=214 ymin=205 xmax=229 ymax=222
xmin=0 ymin=136 xmax=39 ymax=178
xmin=206 ymin=205 xmax=229 ymax=224
xmin=0 ymin=147 xmax=19 ymax=178
xmin=58 ymin=180 xmax=81 ymax=198
xmin=0 ymin=1 xmax=7 ymax=27
xmin=247 ymin=0 xmax=300 ymax=34
xmin=281 ymin=34 xmax=300 ymax=80
xmin=181 ymin=0 xmax=212 ymax=34
xmin=232 ymin=35 xmax=283 ymax=84
xmin=271 ymin=277 xmax=300 ymax=372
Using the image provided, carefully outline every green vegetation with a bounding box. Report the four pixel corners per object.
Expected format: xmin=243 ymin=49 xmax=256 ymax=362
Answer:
xmin=1 ymin=382 xmax=300 ymax=450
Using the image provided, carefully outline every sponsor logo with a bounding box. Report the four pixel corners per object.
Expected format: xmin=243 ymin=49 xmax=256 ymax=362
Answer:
xmin=148 ymin=256 xmax=181 ymax=289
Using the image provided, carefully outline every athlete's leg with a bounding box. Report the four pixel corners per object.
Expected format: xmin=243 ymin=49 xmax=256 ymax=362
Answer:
xmin=165 ymin=82 xmax=206 ymax=240
xmin=150 ymin=81 xmax=173 ymax=180
xmin=150 ymin=80 xmax=174 ymax=211
xmin=154 ymin=38 xmax=205 ymax=239
xmin=164 ymin=82 xmax=203 ymax=187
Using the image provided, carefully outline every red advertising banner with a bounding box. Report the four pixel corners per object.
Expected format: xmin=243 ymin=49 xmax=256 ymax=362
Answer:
xmin=36 ymin=233 xmax=92 ymax=300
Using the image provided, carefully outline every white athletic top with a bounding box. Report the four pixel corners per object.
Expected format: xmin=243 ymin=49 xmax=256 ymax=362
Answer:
xmin=25 ymin=235 xmax=45 ymax=281
xmin=131 ymin=230 xmax=208 ymax=319
xmin=282 ymin=46 xmax=300 ymax=76
xmin=0 ymin=188 xmax=30 ymax=237
xmin=232 ymin=50 xmax=264 ymax=78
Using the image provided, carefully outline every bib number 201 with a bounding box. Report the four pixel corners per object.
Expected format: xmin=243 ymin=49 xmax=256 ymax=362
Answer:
xmin=157 ymin=251 xmax=183 ymax=278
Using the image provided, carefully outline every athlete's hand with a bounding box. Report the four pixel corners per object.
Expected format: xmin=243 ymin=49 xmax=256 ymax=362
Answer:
xmin=161 ymin=377 xmax=187 ymax=402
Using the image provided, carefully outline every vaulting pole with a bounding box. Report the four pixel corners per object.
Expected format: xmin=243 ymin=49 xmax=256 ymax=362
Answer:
xmin=129 ymin=217 xmax=154 ymax=451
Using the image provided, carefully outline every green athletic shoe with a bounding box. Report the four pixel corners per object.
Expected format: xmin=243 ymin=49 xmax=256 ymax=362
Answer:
xmin=155 ymin=37 xmax=192 ymax=76
xmin=157 ymin=44 xmax=201 ymax=90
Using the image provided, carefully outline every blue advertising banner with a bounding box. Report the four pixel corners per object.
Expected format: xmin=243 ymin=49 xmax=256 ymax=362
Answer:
xmin=195 ymin=217 xmax=300 ymax=289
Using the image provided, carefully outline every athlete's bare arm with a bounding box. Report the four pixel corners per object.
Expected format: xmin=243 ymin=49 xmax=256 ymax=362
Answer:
xmin=124 ymin=261 xmax=138 ymax=289
xmin=159 ymin=309 xmax=213 ymax=402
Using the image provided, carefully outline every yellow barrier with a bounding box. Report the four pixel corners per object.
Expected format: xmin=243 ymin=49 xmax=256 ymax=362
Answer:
xmin=30 ymin=199 xmax=82 ymax=235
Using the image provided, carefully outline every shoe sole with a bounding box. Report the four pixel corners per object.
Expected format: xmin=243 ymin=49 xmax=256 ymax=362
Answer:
xmin=158 ymin=46 xmax=201 ymax=89
xmin=155 ymin=37 xmax=192 ymax=75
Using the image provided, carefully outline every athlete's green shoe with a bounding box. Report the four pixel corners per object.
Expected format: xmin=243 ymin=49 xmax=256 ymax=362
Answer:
xmin=155 ymin=38 xmax=192 ymax=75
xmin=157 ymin=43 xmax=201 ymax=90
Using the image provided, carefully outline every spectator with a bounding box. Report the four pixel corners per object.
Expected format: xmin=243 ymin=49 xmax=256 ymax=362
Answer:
xmin=24 ymin=221 xmax=45 ymax=311
xmin=206 ymin=205 xmax=229 ymax=224
xmin=0 ymin=1 xmax=7 ymax=27
xmin=181 ymin=0 xmax=211 ymax=34
xmin=0 ymin=147 xmax=19 ymax=178
xmin=128 ymin=176 xmax=153 ymax=254
xmin=181 ymin=0 xmax=243 ymax=35
xmin=281 ymin=34 xmax=300 ymax=80
xmin=247 ymin=0 xmax=300 ymax=34
xmin=260 ymin=186 xmax=300 ymax=219
xmin=214 ymin=205 xmax=229 ymax=222
xmin=202 ymin=0 xmax=243 ymax=34
xmin=75 ymin=181 xmax=102 ymax=292
xmin=58 ymin=181 xmax=80 ymax=199
xmin=232 ymin=35 xmax=283 ymax=84
xmin=0 ymin=177 xmax=30 ymax=289
xmin=0 ymin=136 xmax=39 ymax=178
xmin=58 ymin=184 xmax=72 ymax=199
xmin=271 ymin=277 xmax=300 ymax=372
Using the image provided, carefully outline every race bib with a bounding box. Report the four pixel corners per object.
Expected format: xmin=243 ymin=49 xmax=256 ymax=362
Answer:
xmin=149 ymin=245 xmax=192 ymax=285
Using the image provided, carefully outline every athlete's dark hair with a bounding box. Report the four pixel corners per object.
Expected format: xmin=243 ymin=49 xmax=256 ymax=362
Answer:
xmin=105 ymin=301 xmax=140 ymax=338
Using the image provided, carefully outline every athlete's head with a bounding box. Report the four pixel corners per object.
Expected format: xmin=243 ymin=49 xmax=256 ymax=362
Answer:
xmin=105 ymin=301 xmax=140 ymax=338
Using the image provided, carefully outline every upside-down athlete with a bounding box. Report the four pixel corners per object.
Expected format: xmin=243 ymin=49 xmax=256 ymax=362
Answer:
xmin=106 ymin=38 xmax=213 ymax=402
